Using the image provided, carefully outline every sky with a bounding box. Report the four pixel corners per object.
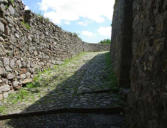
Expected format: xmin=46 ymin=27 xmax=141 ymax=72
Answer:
xmin=22 ymin=0 xmax=115 ymax=43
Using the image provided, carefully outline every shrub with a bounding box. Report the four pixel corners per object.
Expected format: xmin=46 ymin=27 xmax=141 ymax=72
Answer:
xmin=99 ymin=39 xmax=111 ymax=44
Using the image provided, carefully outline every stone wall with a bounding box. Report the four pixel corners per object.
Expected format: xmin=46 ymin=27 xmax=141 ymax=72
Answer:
xmin=111 ymin=0 xmax=167 ymax=128
xmin=83 ymin=43 xmax=110 ymax=52
xmin=0 ymin=0 xmax=110 ymax=99
xmin=111 ymin=0 xmax=133 ymax=88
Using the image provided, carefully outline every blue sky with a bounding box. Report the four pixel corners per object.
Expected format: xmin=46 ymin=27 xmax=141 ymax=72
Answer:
xmin=22 ymin=0 xmax=115 ymax=43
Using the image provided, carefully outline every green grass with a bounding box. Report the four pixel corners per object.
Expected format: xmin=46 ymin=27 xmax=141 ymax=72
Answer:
xmin=0 ymin=52 xmax=87 ymax=113
xmin=30 ymin=52 xmax=86 ymax=88
xmin=21 ymin=21 xmax=31 ymax=30
xmin=10 ymin=0 xmax=14 ymax=5
xmin=7 ymin=89 xmax=29 ymax=104
xmin=0 ymin=106 xmax=6 ymax=113
xmin=26 ymin=83 xmax=37 ymax=89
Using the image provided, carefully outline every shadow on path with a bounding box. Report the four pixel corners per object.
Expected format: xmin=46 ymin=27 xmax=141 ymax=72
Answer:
xmin=2 ymin=52 xmax=124 ymax=128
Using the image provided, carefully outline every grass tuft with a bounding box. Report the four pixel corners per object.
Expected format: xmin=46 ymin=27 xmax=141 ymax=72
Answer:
xmin=7 ymin=89 xmax=29 ymax=104
xmin=0 ymin=52 xmax=87 ymax=114
xmin=21 ymin=21 xmax=31 ymax=30
xmin=10 ymin=0 xmax=14 ymax=5
xmin=0 ymin=106 xmax=6 ymax=113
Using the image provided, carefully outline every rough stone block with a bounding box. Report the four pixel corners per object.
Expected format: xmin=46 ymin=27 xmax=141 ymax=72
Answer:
xmin=0 ymin=93 xmax=3 ymax=100
xmin=7 ymin=73 xmax=15 ymax=80
xmin=10 ymin=59 xmax=15 ymax=68
xmin=3 ymin=92 xmax=8 ymax=98
xmin=22 ymin=78 xmax=32 ymax=84
xmin=20 ymin=74 xmax=26 ymax=79
xmin=8 ymin=5 xmax=15 ymax=15
xmin=0 ymin=67 xmax=5 ymax=75
xmin=0 ymin=21 xmax=4 ymax=32
xmin=0 ymin=0 xmax=8 ymax=4
xmin=3 ymin=57 xmax=9 ymax=66
xmin=0 ymin=84 xmax=10 ymax=92
xmin=13 ymin=81 xmax=19 ymax=87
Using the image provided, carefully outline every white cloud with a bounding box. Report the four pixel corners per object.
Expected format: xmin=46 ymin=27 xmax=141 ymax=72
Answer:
xmin=98 ymin=26 xmax=111 ymax=38
xmin=24 ymin=6 xmax=30 ymax=10
xmin=39 ymin=0 xmax=115 ymax=24
xmin=44 ymin=11 xmax=78 ymax=24
xmin=78 ymin=21 xmax=88 ymax=26
xmin=81 ymin=31 xmax=94 ymax=37
xmin=64 ymin=21 xmax=70 ymax=25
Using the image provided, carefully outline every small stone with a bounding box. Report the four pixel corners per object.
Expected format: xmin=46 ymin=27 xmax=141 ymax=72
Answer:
xmin=10 ymin=59 xmax=15 ymax=68
xmin=0 ymin=67 xmax=5 ymax=75
xmin=22 ymin=61 xmax=27 ymax=68
xmin=2 ymin=78 xmax=8 ymax=84
xmin=14 ymin=85 xmax=21 ymax=90
xmin=45 ymin=32 xmax=49 ymax=35
xmin=0 ymin=36 xmax=4 ymax=42
xmin=7 ymin=73 xmax=15 ymax=80
xmin=26 ymin=72 xmax=31 ymax=78
xmin=0 ymin=21 xmax=4 ymax=32
xmin=34 ymin=51 xmax=38 ymax=56
xmin=8 ymin=5 xmax=15 ymax=15
xmin=0 ymin=61 xmax=3 ymax=67
xmin=29 ymin=68 xmax=35 ymax=73
xmin=16 ymin=60 xmax=22 ymax=68
xmin=10 ymin=35 xmax=16 ymax=42
xmin=22 ymin=78 xmax=32 ymax=84
xmin=0 ymin=0 xmax=8 ymax=4
xmin=30 ymin=74 xmax=33 ymax=78
xmin=15 ymin=33 xmax=19 ymax=38
xmin=3 ymin=57 xmax=9 ymax=65
xmin=0 ymin=84 xmax=10 ymax=92
xmin=14 ymin=70 xmax=19 ymax=75
xmin=20 ymin=74 xmax=26 ymax=79
xmin=5 ymin=65 xmax=12 ymax=72
xmin=20 ymin=68 xmax=27 ymax=74
xmin=3 ymin=92 xmax=8 ymax=98
xmin=13 ymin=81 xmax=19 ymax=87
xmin=0 ymin=94 xmax=3 ymax=100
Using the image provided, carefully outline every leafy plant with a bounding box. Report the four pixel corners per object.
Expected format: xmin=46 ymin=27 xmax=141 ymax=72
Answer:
xmin=26 ymin=83 xmax=36 ymax=89
xmin=0 ymin=106 xmax=6 ymax=113
xmin=21 ymin=21 xmax=31 ymax=30
xmin=10 ymin=0 xmax=14 ymax=5
xmin=7 ymin=89 xmax=29 ymax=104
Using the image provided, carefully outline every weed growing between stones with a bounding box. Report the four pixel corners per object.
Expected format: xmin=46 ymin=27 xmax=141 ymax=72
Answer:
xmin=21 ymin=21 xmax=31 ymax=30
xmin=9 ymin=0 xmax=14 ymax=5
xmin=0 ymin=52 xmax=87 ymax=114
xmin=0 ymin=106 xmax=5 ymax=113
xmin=5 ymin=0 xmax=15 ymax=9
xmin=7 ymin=89 xmax=29 ymax=104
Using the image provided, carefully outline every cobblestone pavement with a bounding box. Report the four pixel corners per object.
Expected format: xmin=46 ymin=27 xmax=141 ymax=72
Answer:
xmin=0 ymin=52 xmax=124 ymax=128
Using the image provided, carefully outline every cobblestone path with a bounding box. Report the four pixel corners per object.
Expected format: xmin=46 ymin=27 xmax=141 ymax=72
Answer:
xmin=0 ymin=52 xmax=124 ymax=128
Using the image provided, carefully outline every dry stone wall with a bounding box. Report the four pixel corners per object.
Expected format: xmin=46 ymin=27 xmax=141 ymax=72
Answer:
xmin=83 ymin=43 xmax=110 ymax=52
xmin=111 ymin=0 xmax=167 ymax=128
xmin=0 ymin=0 xmax=110 ymax=99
